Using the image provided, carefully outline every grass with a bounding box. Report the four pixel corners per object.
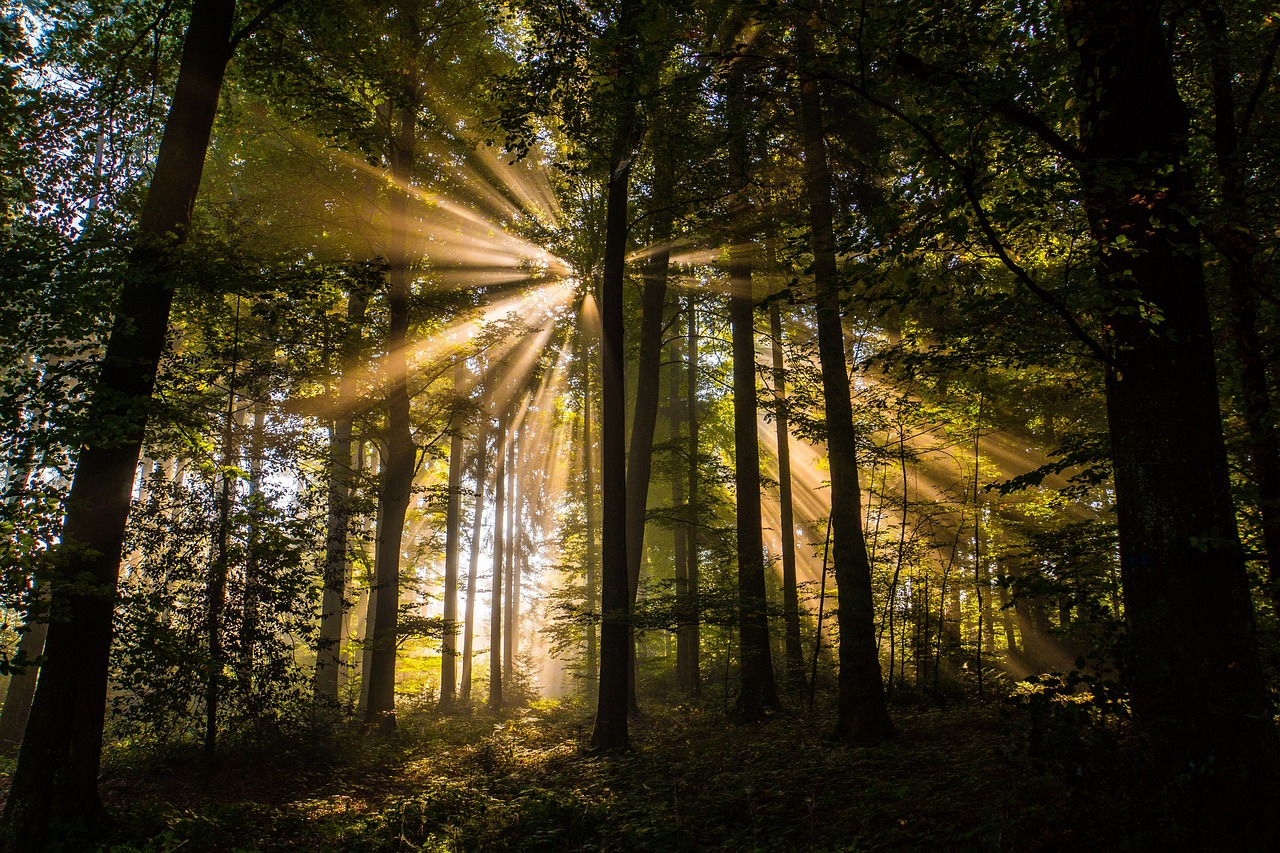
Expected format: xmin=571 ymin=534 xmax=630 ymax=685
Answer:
xmin=63 ymin=692 xmax=1148 ymax=852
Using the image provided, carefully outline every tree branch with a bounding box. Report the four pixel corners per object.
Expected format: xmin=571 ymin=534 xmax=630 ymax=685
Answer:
xmin=230 ymin=0 xmax=292 ymax=50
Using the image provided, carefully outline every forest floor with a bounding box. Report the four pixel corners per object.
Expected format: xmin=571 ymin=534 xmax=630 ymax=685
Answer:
xmin=2 ymin=693 xmax=1147 ymax=852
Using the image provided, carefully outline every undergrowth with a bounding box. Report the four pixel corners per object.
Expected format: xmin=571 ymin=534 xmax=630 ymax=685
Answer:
xmin=40 ymin=696 xmax=1150 ymax=851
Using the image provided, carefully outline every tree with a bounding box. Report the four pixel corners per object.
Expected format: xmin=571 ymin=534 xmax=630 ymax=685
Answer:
xmin=1 ymin=0 xmax=258 ymax=845
xmin=795 ymin=8 xmax=894 ymax=744
xmin=1067 ymin=0 xmax=1278 ymax=840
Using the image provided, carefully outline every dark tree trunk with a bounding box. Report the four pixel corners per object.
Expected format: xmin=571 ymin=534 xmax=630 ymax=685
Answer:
xmin=624 ymin=148 xmax=674 ymax=713
xmin=678 ymin=294 xmax=701 ymax=695
xmin=581 ymin=325 xmax=598 ymax=691
xmin=490 ymin=413 xmax=507 ymax=709
xmin=1200 ymin=0 xmax=1280 ymax=605
xmin=503 ymin=430 xmax=517 ymax=687
xmin=461 ymin=433 xmax=488 ymax=703
xmin=439 ymin=360 xmax=466 ymax=707
xmin=363 ymin=37 xmax=419 ymax=734
xmin=0 ymin=2 xmax=235 ymax=846
xmin=1068 ymin=0 xmax=1279 ymax=843
xmin=769 ymin=301 xmax=805 ymax=693
xmin=316 ymin=290 xmax=369 ymax=704
xmin=796 ymin=12 xmax=894 ymax=744
xmin=729 ymin=250 xmax=781 ymax=721
xmin=725 ymin=51 xmax=781 ymax=722
xmin=238 ymin=400 xmax=266 ymax=703
xmin=592 ymin=80 xmax=637 ymax=752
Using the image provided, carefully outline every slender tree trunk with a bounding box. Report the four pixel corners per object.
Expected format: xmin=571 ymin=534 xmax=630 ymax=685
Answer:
xmin=503 ymin=431 xmax=517 ymax=687
xmin=592 ymin=57 xmax=638 ymax=750
xmin=440 ymin=360 xmax=466 ymax=707
xmin=796 ymin=12 xmax=894 ymax=744
xmin=680 ymin=295 xmax=702 ymax=696
xmin=624 ymin=148 xmax=674 ymax=715
xmin=204 ymin=304 xmax=241 ymax=766
xmin=0 ymin=620 xmax=45 ymax=753
xmin=357 ymin=448 xmax=383 ymax=717
xmin=1200 ymin=0 xmax=1280 ymax=605
xmin=1069 ymin=0 xmax=1279 ymax=842
xmin=489 ymin=411 xmax=507 ymax=709
xmin=316 ymin=290 xmax=369 ymax=704
xmin=729 ymin=248 xmax=781 ymax=721
xmin=363 ymin=39 xmax=419 ymax=734
xmin=461 ymin=433 xmax=488 ymax=703
xmin=669 ymin=331 xmax=691 ymax=694
xmin=238 ymin=400 xmax=265 ymax=707
xmin=582 ymin=328 xmax=598 ymax=692
xmin=769 ymin=302 xmax=805 ymax=693
xmin=1 ymin=3 xmax=236 ymax=844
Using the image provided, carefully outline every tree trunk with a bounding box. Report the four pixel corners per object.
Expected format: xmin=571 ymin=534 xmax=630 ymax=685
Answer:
xmin=592 ymin=66 xmax=637 ymax=751
xmin=1 ymin=4 xmax=236 ymax=843
xmin=582 ymin=325 xmax=598 ymax=692
xmin=1068 ymin=0 xmax=1279 ymax=842
xmin=238 ymin=399 xmax=266 ymax=704
xmin=0 ymin=620 xmax=46 ymax=753
xmin=490 ymin=413 xmax=507 ymax=709
xmin=679 ymin=294 xmax=701 ymax=696
xmin=769 ymin=301 xmax=805 ymax=693
xmin=439 ymin=360 xmax=467 ymax=707
xmin=503 ymin=430 xmax=518 ymax=687
xmin=796 ymin=12 xmax=894 ymax=744
xmin=624 ymin=147 xmax=674 ymax=713
xmin=316 ymin=290 xmax=369 ymax=704
xmin=1200 ymin=0 xmax=1280 ymax=606
xmin=729 ymin=249 xmax=781 ymax=721
xmin=461 ymin=433 xmax=488 ymax=703
xmin=363 ymin=41 xmax=419 ymax=734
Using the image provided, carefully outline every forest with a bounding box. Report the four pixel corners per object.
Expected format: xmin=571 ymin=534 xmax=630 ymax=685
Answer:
xmin=1 ymin=0 xmax=1278 ymax=850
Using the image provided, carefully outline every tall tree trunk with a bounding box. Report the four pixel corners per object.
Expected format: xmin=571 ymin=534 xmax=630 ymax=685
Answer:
xmin=624 ymin=147 xmax=674 ymax=714
xmin=489 ymin=412 xmax=507 ymax=709
xmin=363 ymin=39 xmax=420 ymax=734
xmin=769 ymin=301 xmax=805 ymax=693
xmin=1068 ymin=0 xmax=1279 ymax=842
xmin=729 ymin=247 xmax=780 ymax=721
xmin=725 ymin=56 xmax=780 ymax=720
xmin=439 ymin=360 xmax=467 ymax=707
xmin=461 ymin=433 xmax=488 ymax=703
xmin=0 ymin=431 xmax=48 ymax=753
xmin=582 ymin=326 xmax=598 ymax=692
xmin=204 ymin=303 xmax=242 ymax=766
xmin=238 ymin=400 xmax=266 ymax=704
xmin=1 ymin=3 xmax=236 ymax=843
xmin=592 ymin=85 xmax=637 ymax=753
xmin=796 ymin=12 xmax=894 ymax=744
xmin=316 ymin=290 xmax=370 ymax=704
xmin=669 ymin=330 xmax=691 ymax=694
xmin=1200 ymin=0 xmax=1280 ymax=605
xmin=678 ymin=294 xmax=701 ymax=696
xmin=503 ymin=430 xmax=518 ymax=687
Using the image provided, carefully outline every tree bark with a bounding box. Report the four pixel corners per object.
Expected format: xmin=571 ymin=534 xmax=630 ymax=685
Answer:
xmin=316 ymin=290 xmax=369 ymax=705
xmin=582 ymin=325 xmax=599 ymax=692
xmin=363 ymin=35 xmax=419 ymax=734
xmin=592 ymin=66 xmax=637 ymax=751
xmin=796 ymin=12 xmax=894 ymax=744
xmin=769 ymin=301 xmax=805 ymax=693
xmin=460 ymin=432 xmax=488 ymax=703
xmin=1067 ymin=0 xmax=1279 ymax=842
xmin=678 ymin=294 xmax=701 ymax=695
xmin=439 ymin=359 xmax=467 ymax=707
xmin=490 ymin=412 xmax=507 ymax=709
xmin=0 ymin=2 xmax=236 ymax=845
xmin=624 ymin=147 xmax=674 ymax=713
xmin=1199 ymin=0 xmax=1280 ymax=606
